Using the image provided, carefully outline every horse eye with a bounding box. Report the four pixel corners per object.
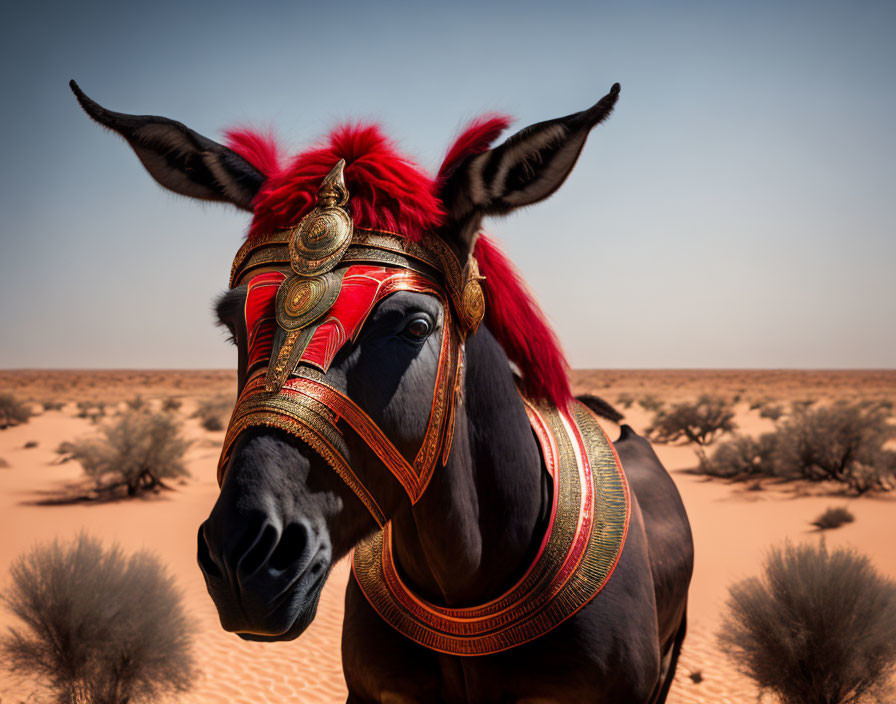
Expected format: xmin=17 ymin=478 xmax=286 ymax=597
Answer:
xmin=403 ymin=316 xmax=432 ymax=340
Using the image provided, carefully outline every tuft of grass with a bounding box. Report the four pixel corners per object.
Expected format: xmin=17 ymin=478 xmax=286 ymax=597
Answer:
xmin=1 ymin=533 xmax=195 ymax=704
xmin=0 ymin=393 xmax=32 ymax=430
xmin=812 ymin=506 xmax=855 ymax=531
xmin=647 ymin=395 xmax=736 ymax=447
xmin=23 ymin=441 xmax=38 ymax=449
xmin=41 ymin=400 xmax=65 ymax=412
xmin=58 ymin=409 xmax=190 ymax=497
xmin=719 ymin=541 xmax=896 ymax=704
xmin=192 ymin=395 xmax=234 ymax=432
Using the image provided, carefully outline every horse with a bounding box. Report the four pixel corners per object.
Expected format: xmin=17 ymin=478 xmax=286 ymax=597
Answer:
xmin=72 ymin=80 xmax=693 ymax=703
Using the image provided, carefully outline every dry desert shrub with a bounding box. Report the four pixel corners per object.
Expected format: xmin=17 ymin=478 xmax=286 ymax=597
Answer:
xmin=699 ymin=402 xmax=896 ymax=493
xmin=638 ymin=394 xmax=665 ymax=413
xmin=812 ymin=506 xmax=855 ymax=530
xmin=698 ymin=433 xmax=777 ymax=478
xmin=41 ymin=399 xmax=65 ymax=412
xmin=1 ymin=533 xmax=195 ymax=704
xmin=719 ymin=541 xmax=896 ymax=704
xmin=0 ymin=393 xmax=32 ymax=429
xmin=193 ymin=394 xmax=234 ymax=431
xmin=162 ymin=397 xmax=183 ymax=412
xmin=647 ymin=395 xmax=736 ymax=447
xmin=0 ymin=457 xmax=9 ymax=468
xmin=76 ymin=400 xmax=106 ymax=422
xmin=125 ymin=395 xmax=147 ymax=411
xmin=58 ymin=409 xmax=190 ymax=497
xmin=775 ymin=402 xmax=896 ymax=493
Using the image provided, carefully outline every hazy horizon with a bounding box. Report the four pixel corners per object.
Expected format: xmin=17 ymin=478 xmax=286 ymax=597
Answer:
xmin=1 ymin=1 xmax=894 ymax=370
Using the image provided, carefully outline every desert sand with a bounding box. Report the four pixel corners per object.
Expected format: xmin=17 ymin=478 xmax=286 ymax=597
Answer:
xmin=1 ymin=369 xmax=895 ymax=703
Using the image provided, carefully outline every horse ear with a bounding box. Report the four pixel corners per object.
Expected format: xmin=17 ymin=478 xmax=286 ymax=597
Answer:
xmin=70 ymin=80 xmax=264 ymax=211
xmin=439 ymin=83 xmax=620 ymax=252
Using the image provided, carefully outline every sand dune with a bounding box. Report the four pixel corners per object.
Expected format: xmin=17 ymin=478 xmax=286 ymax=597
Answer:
xmin=1 ymin=370 xmax=894 ymax=702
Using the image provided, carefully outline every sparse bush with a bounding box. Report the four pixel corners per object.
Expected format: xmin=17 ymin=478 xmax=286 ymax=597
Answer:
xmin=759 ymin=404 xmax=784 ymax=421
xmin=698 ymin=434 xmax=778 ymax=478
xmin=1 ymin=533 xmax=195 ymax=704
xmin=0 ymin=457 xmax=9 ymax=468
xmin=23 ymin=441 xmax=37 ymax=449
xmin=193 ymin=395 xmax=234 ymax=432
xmin=0 ymin=393 xmax=31 ymax=429
xmin=616 ymin=393 xmax=635 ymax=409
xmin=812 ymin=506 xmax=855 ymax=530
xmin=58 ymin=409 xmax=190 ymax=496
xmin=638 ymin=394 xmax=665 ymax=413
xmin=698 ymin=402 xmax=896 ymax=493
xmin=774 ymin=402 xmax=896 ymax=493
xmin=76 ymin=400 xmax=106 ymax=422
xmin=719 ymin=541 xmax=896 ymax=704
xmin=162 ymin=397 xmax=183 ymax=412
xmin=125 ymin=395 xmax=147 ymax=411
xmin=647 ymin=395 xmax=736 ymax=446
xmin=42 ymin=400 xmax=65 ymax=412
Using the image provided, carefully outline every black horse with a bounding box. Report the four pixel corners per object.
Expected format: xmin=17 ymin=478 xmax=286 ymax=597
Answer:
xmin=73 ymin=80 xmax=693 ymax=703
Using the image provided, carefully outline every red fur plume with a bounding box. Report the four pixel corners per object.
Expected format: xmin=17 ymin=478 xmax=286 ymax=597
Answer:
xmin=225 ymin=128 xmax=282 ymax=178
xmin=437 ymin=114 xmax=512 ymax=181
xmin=228 ymin=124 xmax=443 ymax=241
xmin=475 ymin=236 xmax=572 ymax=409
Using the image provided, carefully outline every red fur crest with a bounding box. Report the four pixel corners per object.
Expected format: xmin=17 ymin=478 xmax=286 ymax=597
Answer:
xmin=226 ymin=118 xmax=572 ymax=408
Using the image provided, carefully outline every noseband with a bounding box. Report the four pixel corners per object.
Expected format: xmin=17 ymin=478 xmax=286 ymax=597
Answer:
xmin=218 ymin=161 xmax=485 ymax=525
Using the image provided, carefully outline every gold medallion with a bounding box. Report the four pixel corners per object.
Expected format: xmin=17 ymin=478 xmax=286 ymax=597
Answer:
xmin=459 ymin=255 xmax=486 ymax=334
xmin=276 ymin=270 xmax=345 ymax=332
xmin=287 ymin=160 xmax=354 ymax=276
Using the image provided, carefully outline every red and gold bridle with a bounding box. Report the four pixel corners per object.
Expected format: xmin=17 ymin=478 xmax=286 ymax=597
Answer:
xmin=218 ymin=160 xmax=485 ymax=526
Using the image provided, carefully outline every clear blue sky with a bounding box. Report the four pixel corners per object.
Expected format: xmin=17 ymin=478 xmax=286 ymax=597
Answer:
xmin=1 ymin=0 xmax=893 ymax=368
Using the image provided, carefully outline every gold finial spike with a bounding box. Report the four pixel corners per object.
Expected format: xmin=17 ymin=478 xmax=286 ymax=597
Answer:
xmin=317 ymin=159 xmax=348 ymax=207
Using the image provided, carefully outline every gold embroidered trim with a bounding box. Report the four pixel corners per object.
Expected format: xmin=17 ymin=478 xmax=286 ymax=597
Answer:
xmin=350 ymin=399 xmax=630 ymax=655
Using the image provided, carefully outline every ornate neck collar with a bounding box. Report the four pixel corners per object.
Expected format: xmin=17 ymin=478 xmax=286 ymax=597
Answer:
xmin=351 ymin=398 xmax=631 ymax=656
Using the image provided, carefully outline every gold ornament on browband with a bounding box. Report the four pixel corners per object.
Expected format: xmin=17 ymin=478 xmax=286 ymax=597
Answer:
xmin=287 ymin=159 xmax=354 ymax=277
xmin=460 ymin=255 xmax=486 ymax=335
xmin=276 ymin=270 xmax=345 ymax=331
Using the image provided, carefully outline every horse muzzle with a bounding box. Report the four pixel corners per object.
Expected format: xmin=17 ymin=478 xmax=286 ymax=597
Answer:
xmin=198 ymin=433 xmax=333 ymax=640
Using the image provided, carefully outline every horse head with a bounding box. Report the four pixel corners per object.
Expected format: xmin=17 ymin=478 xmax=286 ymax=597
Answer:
xmin=71 ymin=80 xmax=620 ymax=641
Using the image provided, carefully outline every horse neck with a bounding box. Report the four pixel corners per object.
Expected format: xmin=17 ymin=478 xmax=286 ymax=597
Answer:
xmin=388 ymin=328 xmax=547 ymax=606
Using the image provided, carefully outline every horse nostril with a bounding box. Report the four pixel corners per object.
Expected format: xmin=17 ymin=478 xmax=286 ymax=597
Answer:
xmin=270 ymin=522 xmax=311 ymax=572
xmin=197 ymin=526 xmax=222 ymax=579
xmin=238 ymin=523 xmax=280 ymax=579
